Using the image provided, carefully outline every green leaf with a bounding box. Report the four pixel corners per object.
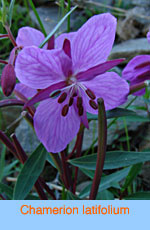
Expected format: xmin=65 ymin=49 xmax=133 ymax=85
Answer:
xmin=96 ymin=190 xmax=114 ymax=200
xmin=0 ymin=145 xmax=6 ymax=182
xmin=39 ymin=5 xmax=77 ymax=48
xmin=13 ymin=144 xmax=47 ymax=200
xmin=124 ymin=192 xmax=150 ymax=200
xmin=28 ymin=0 xmax=47 ymax=36
xmin=69 ymin=151 xmax=150 ymax=170
xmin=87 ymin=108 xmax=136 ymax=120
xmin=121 ymin=163 xmax=143 ymax=192
xmin=8 ymin=0 xmax=15 ymax=26
xmin=47 ymin=154 xmax=56 ymax=168
xmin=0 ymin=182 xmax=13 ymax=199
xmin=66 ymin=191 xmax=81 ymax=200
xmin=79 ymin=167 xmax=130 ymax=198
xmin=3 ymin=160 xmax=18 ymax=177
xmin=1 ymin=0 xmax=7 ymax=25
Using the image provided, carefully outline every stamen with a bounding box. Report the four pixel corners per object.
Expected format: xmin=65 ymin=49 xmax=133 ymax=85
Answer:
xmin=61 ymin=104 xmax=69 ymax=116
xmin=73 ymin=92 xmax=77 ymax=97
xmin=69 ymin=97 xmax=74 ymax=106
xmin=58 ymin=92 xmax=67 ymax=103
xmin=86 ymin=88 xmax=96 ymax=100
xmin=78 ymin=105 xmax=84 ymax=116
xmin=77 ymin=97 xmax=83 ymax=108
xmin=50 ymin=90 xmax=61 ymax=98
xmin=89 ymin=100 xmax=98 ymax=110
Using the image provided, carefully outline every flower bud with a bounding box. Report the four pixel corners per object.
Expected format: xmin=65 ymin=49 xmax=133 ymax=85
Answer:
xmin=1 ymin=64 xmax=16 ymax=96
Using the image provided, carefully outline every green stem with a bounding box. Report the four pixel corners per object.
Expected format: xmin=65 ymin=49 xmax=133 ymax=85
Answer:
xmin=28 ymin=0 xmax=47 ymax=37
xmin=89 ymin=98 xmax=107 ymax=200
xmin=67 ymin=0 xmax=71 ymax=32
xmin=123 ymin=118 xmax=130 ymax=151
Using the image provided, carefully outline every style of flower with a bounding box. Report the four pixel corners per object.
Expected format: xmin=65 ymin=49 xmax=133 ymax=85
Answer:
xmin=15 ymin=13 xmax=129 ymax=153
xmin=122 ymin=55 xmax=150 ymax=95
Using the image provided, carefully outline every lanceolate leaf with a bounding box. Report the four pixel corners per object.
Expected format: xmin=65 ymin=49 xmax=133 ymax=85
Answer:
xmin=87 ymin=108 xmax=136 ymax=120
xmin=121 ymin=163 xmax=143 ymax=193
xmin=39 ymin=5 xmax=77 ymax=48
xmin=0 ymin=182 xmax=13 ymax=199
xmin=69 ymin=151 xmax=150 ymax=170
xmin=79 ymin=167 xmax=130 ymax=198
xmin=8 ymin=0 xmax=15 ymax=26
xmin=13 ymin=144 xmax=48 ymax=200
xmin=124 ymin=192 xmax=150 ymax=200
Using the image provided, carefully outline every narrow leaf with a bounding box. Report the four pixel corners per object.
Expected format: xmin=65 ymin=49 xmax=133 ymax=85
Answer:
xmin=69 ymin=151 xmax=150 ymax=170
xmin=39 ymin=5 xmax=77 ymax=48
xmin=80 ymin=167 xmax=130 ymax=198
xmin=0 ymin=182 xmax=13 ymax=199
xmin=121 ymin=163 xmax=143 ymax=192
xmin=8 ymin=0 xmax=15 ymax=26
xmin=13 ymin=144 xmax=47 ymax=200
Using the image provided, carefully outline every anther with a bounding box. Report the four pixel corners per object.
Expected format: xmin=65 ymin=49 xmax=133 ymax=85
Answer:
xmin=86 ymin=88 xmax=96 ymax=100
xmin=69 ymin=97 xmax=74 ymax=106
xmin=73 ymin=92 xmax=77 ymax=97
xmin=50 ymin=90 xmax=61 ymax=98
xmin=58 ymin=92 xmax=67 ymax=103
xmin=89 ymin=100 xmax=98 ymax=110
xmin=78 ymin=106 xmax=84 ymax=116
xmin=77 ymin=97 xmax=83 ymax=108
xmin=61 ymin=104 xmax=69 ymax=116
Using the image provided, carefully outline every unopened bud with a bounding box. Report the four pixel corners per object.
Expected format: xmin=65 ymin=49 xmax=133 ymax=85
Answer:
xmin=1 ymin=64 xmax=16 ymax=96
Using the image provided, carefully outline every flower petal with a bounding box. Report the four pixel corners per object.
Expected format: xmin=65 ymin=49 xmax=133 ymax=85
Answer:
xmin=81 ymin=72 xmax=129 ymax=114
xmin=14 ymin=83 xmax=37 ymax=98
xmin=16 ymin=27 xmax=47 ymax=48
xmin=34 ymin=98 xmax=80 ymax=153
xmin=122 ymin=55 xmax=150 ymax=82
xmin=15 ymin=46 xmax=72 ymax=89
xmin=77 ymin=59 xmax=124 ymax=81
xmin=55 ymin=32 xmax=75 ymax=48
xmin=25 ymin=81 xmax=66 ymax=108
xmin=71 ymin=13 xmax=117 ymax=73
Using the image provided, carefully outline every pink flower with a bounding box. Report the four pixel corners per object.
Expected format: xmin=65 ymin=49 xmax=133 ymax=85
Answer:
xmin=147 ymin=30 xmax=150 ymax=44
xmin=15 ymin=13 xmax=129 ymax=153
xmin=1 ymin=26 xmax=51 ymax=97
xmin=122 ymin=55 xmax=150 ymax=95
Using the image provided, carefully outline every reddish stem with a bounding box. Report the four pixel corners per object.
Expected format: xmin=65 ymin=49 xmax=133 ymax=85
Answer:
xmin=0 ymin=59 xmax=8 ymax=65
xmin=89 ymin=98 xmax=107 ymax=200
xmin=5 ymin=25 xmax=17 ymax=47
xmin=73 ymin=128 xmax=84 ymax=194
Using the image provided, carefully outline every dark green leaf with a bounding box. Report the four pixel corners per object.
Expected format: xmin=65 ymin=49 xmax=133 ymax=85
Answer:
xmin=79 ymin=167 xmax=130 ymax=198
xmin=87 ymin=108 xmax=136 ymax=121
xmin=0 ymin=182 xmax=13 ymax=199
xmin=66 ymin=191 xmax=81 ymax=200
xmin=0 ymin=145 xmax=6 ymax=182
xmin=124 ymin=192 xmax=150 ymax=200
xmin=47 ymin=154 xmax=56 ymax=168
xmin=96 ymin=190 xmax=114 ymax=200
xmin=69 ymin=151 xmax=150 ymax=170
xmin=13 ymin=144 xmax=47 ymax=200
xmin=121 ymin=163 xmax=143 ymax=192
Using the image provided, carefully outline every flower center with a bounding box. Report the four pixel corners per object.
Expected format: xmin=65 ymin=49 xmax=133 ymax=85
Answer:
xmin=50 ymin=78 xmax=98 ymax=117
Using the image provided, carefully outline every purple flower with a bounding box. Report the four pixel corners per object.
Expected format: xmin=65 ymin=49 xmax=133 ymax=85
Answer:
xmin=122 ymin=55 xmax=150 ymax=95
xmin=1 ymin=27 xmax=50 ymax=97
xmin=147 ymin=30 xmax=150 ymax=44
xmin=15 ymin=13 xmax=129 ymax=153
